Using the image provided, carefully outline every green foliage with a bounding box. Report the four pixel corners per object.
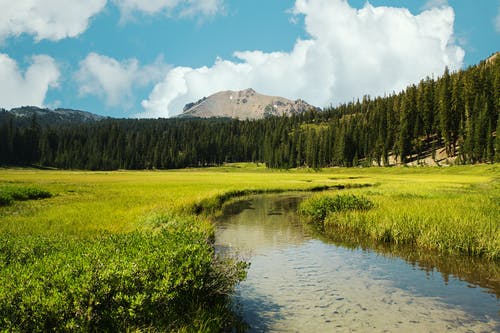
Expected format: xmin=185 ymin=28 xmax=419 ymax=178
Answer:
xmin=299 ymin=194 xmax=373 ymax=225
xmin=0 ymin=215 xmax=246 ymax=332
xmin=0 ymin=192 xmax=12 ymax=206
xmin=0 ymin=186 xmax=51 ymax=206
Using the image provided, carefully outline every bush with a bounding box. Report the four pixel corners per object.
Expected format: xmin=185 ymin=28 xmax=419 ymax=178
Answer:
xmin=0 ymin=215 xmax=246 ymax=332
xmin=298 ymin=193 xmax=374 ymax=225
xmin=9 ymin=187 xmax=52 ymax=201
xmin=0 ymin=193 xmax=13 ymax=206
xmin=0 ymin=186 xmax=52 ymax=206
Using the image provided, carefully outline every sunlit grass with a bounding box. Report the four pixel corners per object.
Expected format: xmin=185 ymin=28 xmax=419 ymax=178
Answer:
xmin=0 ymin=167 xmax=362 ymax=236
xmin=298 ymin=165 xmax=499 ymax=259
xmin=0 ymin=164 xmax=497 ymax=239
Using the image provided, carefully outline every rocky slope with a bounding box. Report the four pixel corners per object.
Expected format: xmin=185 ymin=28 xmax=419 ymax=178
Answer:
xmin=180 ymin=88 xmax=317 ymax=120
xmin=1 ymin=106 xmax=106 ymax=126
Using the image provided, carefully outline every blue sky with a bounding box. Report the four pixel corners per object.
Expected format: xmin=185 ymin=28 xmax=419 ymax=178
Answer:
xmin=0 ymin=0 xmax=498 ymax=118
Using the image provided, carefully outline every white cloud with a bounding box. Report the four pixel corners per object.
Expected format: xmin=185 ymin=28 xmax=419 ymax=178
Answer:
xmin=0 ymin=0 xmax=223 ymax=42
xmin=76 ymin=53 xmax=169 ymax=108
xmin=0 ymin=0 xmax=107 ymax=42
xmin=0 ymin=54 xmax=60 ymax=109
xmin=113 ymin=0 xmax=223 ymax=18
xmin=139 ymin=0 xmax=464 ymax=118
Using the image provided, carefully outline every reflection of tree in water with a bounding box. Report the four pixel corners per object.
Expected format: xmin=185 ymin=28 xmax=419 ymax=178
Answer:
xmin=267 ymin=196 xmax=305 ymax=217
xmin=221 ymin=194 xmax=306 ymax=217
xmin=221 ymin=199 xmax=254 ymax=216
xmin=317 ymin=224 xmax=500 ymax=298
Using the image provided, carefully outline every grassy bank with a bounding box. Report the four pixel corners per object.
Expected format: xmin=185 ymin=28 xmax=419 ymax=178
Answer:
xmin=0 ymin=164 xmax=498 ymax=330
xmin=299 ymin=165 xmax=499 ymax=259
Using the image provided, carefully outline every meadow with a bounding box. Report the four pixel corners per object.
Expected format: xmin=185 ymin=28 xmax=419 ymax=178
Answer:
xmin=299 ymin=164 xmax=499 ymax=259
xmin=0 ymin=164 xmax=498 ymax=331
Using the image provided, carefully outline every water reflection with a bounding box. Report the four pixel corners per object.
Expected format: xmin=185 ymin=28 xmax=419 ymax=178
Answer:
xmin=319 ymin=225 xmax=500 ymax=298
xmin=217 ymin=195 xmax=311 ymax=251
xmin=216 ymin=194 xmax=500 ymax=332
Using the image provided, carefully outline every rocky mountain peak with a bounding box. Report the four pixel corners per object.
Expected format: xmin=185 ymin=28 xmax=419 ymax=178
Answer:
xmin=180 ymin=89 xmax=317 ymax=120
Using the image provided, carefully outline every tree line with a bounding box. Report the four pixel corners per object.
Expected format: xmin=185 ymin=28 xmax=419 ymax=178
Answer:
xmin=1 ymin=55 xmax=498 ymax=170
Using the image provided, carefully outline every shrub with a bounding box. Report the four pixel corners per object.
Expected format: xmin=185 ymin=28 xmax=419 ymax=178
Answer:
xmin=0 ymin=215 xmax=247 ymax=332
xmin=0 ymin=186 xmax=52 ymax=206
xmin=0 ymin=193 xmax=13 ymax=206
xmin=9 ymin=187 xmax=52 ymax=201
xmin=298 ymin=193 xmax=374 ymax=225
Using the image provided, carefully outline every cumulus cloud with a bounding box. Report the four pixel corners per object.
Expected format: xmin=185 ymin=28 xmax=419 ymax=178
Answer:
xmin=0 ymin=0 xmax=106 ymax=42
xmin=0 ymin=54 xmax=60 ymax=109
xmin=0 ymin=0 xmax=224 ymax=42
xmin=76 ymin=53 xmax=169 ymax=108
xmin=113 ymin=0 xmax=223 ymax=18
xmin=139 ymin=0 xmax=464 ymax=118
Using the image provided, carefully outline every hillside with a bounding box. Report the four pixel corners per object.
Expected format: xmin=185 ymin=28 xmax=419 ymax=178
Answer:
xmin=0 ymin=106 xmax=106 ymax=127
xmin=180 ymin=88 xmax=317 ymax=119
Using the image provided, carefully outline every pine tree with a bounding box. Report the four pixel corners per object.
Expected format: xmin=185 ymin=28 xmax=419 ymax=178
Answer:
xmin=439 ymin=66 xmax=453 ymax=155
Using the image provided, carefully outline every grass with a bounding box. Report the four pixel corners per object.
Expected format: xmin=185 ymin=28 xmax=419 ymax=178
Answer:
xmin=298 ymin=165 xmax=500 ymax=259
xmin=0 ymin=166 xmax=361 ymax=331
xmin=0 ymin=167 xmax=367 ymax=236
xmin=0 ymin=163 xmax=498 ymax=330
xmin=0 ymin=185 xmax=52 ymax=206
xmin=298 ymin=194 xmax=374 ymax=224
xmin=0 ymin=229 xmax=244 ymax=331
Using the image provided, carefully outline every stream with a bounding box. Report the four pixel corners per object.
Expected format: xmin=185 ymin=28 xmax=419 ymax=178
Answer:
xmin=215 ymin=194 xmax=500 ymax=332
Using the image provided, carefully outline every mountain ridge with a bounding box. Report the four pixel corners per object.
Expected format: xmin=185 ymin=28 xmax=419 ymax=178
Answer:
xmin=1 ymin=106 xmax=107 ymax=126
xmin=179 ymin=88 xmax=317 ymax=120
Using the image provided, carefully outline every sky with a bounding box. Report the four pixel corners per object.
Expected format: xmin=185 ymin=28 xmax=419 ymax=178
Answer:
xmin=0 ymin=0 xmax=498 ymax=118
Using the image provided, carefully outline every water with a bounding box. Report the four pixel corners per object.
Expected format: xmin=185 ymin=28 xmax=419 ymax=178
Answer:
xmin=215 ymin=194 xmax=500 ymax=333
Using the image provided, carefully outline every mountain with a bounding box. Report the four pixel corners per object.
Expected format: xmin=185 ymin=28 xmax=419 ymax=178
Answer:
xmin=179 ymin=88 xmax=317 ymax=120
xmin=0 ymin=106 xmax=107 ymax=126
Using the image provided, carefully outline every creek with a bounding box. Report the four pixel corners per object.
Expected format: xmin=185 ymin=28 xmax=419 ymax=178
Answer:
xmin=215 ymin=193 xmax=500 ymax=332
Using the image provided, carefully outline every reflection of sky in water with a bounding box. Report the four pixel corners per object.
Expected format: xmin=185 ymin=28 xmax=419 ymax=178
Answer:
xmin=216 ymin=194 xmax=500 ymax=333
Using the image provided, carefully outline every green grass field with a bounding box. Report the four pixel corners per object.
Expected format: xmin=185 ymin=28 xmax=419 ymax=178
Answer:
xmin=0 ymin=164 xmax=498 ymax=331
xmin=1 ymin=164 xmax=497 ymax=243
xmin=0 ymin=165 xmax=361 ymax=236
xmin=299 ymin=164 xmax=500 ymax=259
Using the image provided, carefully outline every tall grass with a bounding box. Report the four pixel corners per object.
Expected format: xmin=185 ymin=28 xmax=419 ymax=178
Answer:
xmin=0 ymin=166 xmax=352 ymax=331
xmin=298 ymin=166 xmax=500 ymax=259
xmin=298 ymin=194 xmax=373 ymax=224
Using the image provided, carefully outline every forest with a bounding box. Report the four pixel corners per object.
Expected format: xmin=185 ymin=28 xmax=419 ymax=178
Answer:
xmin=0 ymin=55 xmax=498 ymax=170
